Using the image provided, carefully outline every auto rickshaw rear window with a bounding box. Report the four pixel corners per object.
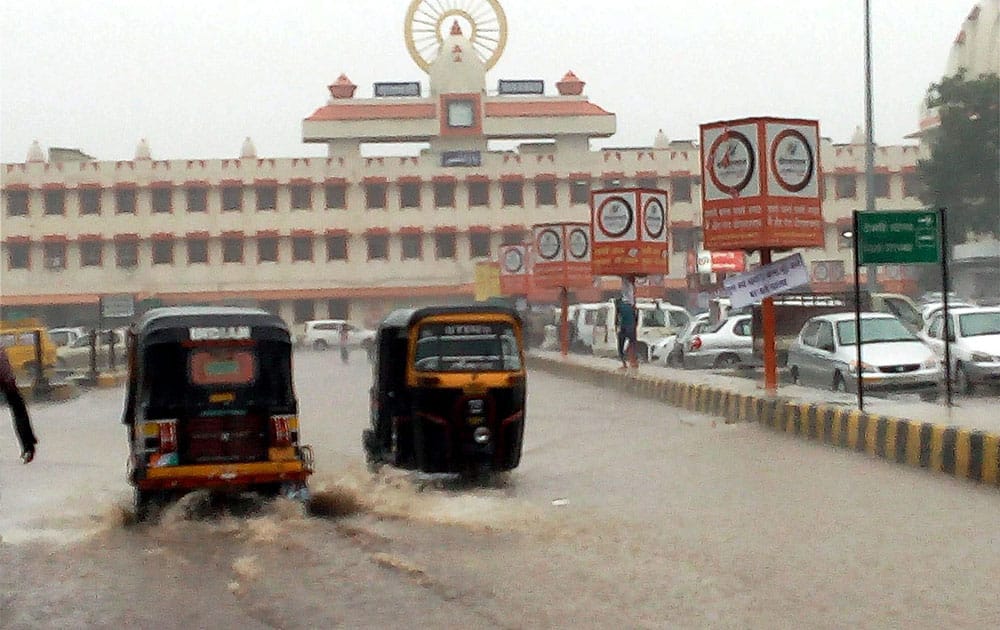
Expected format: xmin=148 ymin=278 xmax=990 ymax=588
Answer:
xmin=190 ymin=349 xmax=256 ymax=385
xmin=414 ymin=322 xmax=522 ymax=372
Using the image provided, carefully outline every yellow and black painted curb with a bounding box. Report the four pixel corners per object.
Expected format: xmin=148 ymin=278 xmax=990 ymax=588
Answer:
xmin=527 ymin=354 xmax=999 ymax=488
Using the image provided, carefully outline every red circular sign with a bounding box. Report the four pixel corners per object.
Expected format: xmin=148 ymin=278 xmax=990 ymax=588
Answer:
xmin=707 ymin=130 xmax=755 ymax=197
xmin=597 ymin=196 xmax=634 ymax=238
xmin=769 ymin=128 xmax=814 ymax=193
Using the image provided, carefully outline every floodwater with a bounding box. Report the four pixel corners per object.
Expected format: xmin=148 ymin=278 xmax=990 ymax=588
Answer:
xmin=2 ymin=352 xmax=998 ymax=629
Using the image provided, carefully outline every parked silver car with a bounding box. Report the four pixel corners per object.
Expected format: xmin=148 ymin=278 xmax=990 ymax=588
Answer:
xmin=920 ymin=306 xmax=1000 ymax=394
xmin=682 ymin=315 xmax=756 ymax=370
xmin=787 ymin=312 xmax=941 ymax=400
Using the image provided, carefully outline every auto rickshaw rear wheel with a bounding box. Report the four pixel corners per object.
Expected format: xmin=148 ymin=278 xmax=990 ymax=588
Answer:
xmin=133 ymin=488 xmax=168 ymax=524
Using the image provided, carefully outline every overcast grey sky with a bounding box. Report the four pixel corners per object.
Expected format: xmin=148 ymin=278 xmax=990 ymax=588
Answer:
xmin=0 ymin=1 xmax=976 ymax=163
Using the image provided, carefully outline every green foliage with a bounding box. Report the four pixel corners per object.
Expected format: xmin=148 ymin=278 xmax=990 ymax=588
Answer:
xmin=917 ymin=72 xmax=1000 ymax=244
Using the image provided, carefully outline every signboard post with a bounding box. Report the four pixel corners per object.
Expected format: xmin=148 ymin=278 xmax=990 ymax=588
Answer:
xmin=701 ymin=117 xmax=822 ymax=394
xmin=853 ymin=208 xmax=950 ymax=409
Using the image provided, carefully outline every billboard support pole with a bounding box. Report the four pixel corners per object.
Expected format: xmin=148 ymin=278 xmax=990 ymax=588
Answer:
xmin=559 ymin=286 xmax=569 ymax=358
xmin=852 ymin=210 xmax=865 ymax=411
xmin=760 ymin=249 xmax=778 ymax=394
xmin=940 ymin=207 xmax=952 ymax=407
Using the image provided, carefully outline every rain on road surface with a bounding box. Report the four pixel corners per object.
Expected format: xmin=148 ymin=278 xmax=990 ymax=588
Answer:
xmin=1 ymin=350 xmax=998 ymax=629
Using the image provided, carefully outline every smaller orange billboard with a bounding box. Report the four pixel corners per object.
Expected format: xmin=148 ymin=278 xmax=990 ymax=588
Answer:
xmin=590 ymin=188 xmax=669 ymax=277
xmin=531 ymin=222 xmax=593 ymax=289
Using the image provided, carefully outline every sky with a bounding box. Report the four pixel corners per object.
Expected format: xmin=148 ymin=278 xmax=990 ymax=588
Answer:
xmin=0 ymin=0 xmax=977 ymax=163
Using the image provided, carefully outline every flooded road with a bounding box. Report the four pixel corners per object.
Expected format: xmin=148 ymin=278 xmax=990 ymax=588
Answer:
xmin=2 ymin=351 xmax=998 ymax=628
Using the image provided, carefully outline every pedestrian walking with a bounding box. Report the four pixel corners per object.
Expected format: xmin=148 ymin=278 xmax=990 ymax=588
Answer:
xmin=339 ymin=325 xmax=350 ymax=364
xmin=1 ymin=348 xmax=37 ymax=463
xmin=615 ymin=298 xmax=638 ymax=369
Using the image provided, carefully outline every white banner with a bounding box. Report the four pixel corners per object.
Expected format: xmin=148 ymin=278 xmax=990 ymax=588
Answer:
xmin=723 ymin=253 xmax=809 ymax=309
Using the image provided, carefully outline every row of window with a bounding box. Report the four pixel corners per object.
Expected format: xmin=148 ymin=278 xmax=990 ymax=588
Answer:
xmin=3 ymin=176 xmax=694 ymax=217
xmin=3 ymin=230 xmax=530 ymax=270
xmin=3 ymin=171 xmax=922 ymax=218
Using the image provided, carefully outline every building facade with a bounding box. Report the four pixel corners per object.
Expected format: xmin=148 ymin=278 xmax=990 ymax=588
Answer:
xmin=1 ymin=1 xmax=928 ymax=328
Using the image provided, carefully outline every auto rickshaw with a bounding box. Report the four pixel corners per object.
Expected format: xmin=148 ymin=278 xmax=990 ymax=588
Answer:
xmin=122 ymin=307 xmax=313 ymax=520
xmin=363 ymin=305 xmax=527 ymax=477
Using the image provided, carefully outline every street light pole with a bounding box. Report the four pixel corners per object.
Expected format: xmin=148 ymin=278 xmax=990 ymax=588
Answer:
xmin=863 ymin=0 xmax=878 ymax=293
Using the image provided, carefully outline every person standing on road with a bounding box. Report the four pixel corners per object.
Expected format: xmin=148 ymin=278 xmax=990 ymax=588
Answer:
xmin=0 ymin=348 xmax=37 ymax=463
xmin=615 ymin=298 xmax=638 ymax=369
xmin=339 ymin=325 xmax=350 ymax=364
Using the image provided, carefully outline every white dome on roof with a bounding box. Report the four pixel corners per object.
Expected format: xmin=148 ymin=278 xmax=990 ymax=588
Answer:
xmin=945 ymin=0 xmax=999 ymax=79
xmin=135 ymin=138 xmax=151 ymax=160
xmin=241 ymin=137 xmax=257 ymax=159
xmin=27 ymin=140 xmax=44 ymax=163
xmin=654 ymin=129 xmax=669 ymax=149
xmin=917 ymin=1 xmax=999 ymax=136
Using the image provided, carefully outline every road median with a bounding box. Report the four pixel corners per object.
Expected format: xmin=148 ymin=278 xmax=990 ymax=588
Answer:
xmin=527 ymin=352 xmax=999 ymax=488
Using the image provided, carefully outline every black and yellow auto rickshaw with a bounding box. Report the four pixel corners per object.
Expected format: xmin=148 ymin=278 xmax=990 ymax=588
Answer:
xmin=122 ymin=307 xmax=312 ymax=519
xmin=363 ymin=305 xmax=527 ymax=476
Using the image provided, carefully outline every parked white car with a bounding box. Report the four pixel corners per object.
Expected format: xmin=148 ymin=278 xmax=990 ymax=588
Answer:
xmin=591 ymin=300 xmax=691 ymax=362
xmin=300 ymin=319 xmax=375 ymax=351
xmin=47 ymin=326 xmax=88 ymax=348
xmin=56 ymin=328 xmax=128 ymax=372
xmin=920 ymin=306 xmax=1000 ymax=394
xmin=787 ymin=312 xmax=942 ymax=400
xmin=650 ymin=313 xmax=711 ymax=367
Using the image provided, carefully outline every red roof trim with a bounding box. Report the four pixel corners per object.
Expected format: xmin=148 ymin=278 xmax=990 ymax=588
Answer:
xmin=306 ymin=102 xmax=437 ymax=122
xmin=484 ymin=100 xmax=612 ymax=118
xmin=185 ymin=231 xmax=210 ymax=239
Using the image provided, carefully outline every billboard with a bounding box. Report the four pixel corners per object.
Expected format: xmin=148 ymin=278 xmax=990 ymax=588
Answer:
xmin=498 ymin=245 xmax=529 ymax=295
xmin=700 ymin=117 xmax=823 ymax=250
xmin=531 ymin=222 xmax=593 ymax=289
xmin=590 ymin=188 xmax=669 ymax=276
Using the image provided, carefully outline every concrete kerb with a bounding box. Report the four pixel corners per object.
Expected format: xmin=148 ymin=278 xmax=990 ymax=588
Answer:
xmin=527 ymin=354 xmax=1000 ymax=488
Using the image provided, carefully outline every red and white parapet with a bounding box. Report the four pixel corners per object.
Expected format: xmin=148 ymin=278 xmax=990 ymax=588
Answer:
xmin=589 ymin=188 xmax=669 ymax=277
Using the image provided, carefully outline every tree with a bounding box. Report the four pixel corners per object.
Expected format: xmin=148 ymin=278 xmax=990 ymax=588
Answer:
xmin=917 ymin=72 xmax=1000 ymax=245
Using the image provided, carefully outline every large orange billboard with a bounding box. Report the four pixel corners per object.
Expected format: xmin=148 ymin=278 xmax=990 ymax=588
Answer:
xmin=700 ymin=117 xmax=823 ymax=250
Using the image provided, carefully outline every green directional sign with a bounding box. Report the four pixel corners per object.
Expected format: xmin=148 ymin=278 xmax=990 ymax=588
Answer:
xmin=857 ymin=210 xmax=941 ymax=264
